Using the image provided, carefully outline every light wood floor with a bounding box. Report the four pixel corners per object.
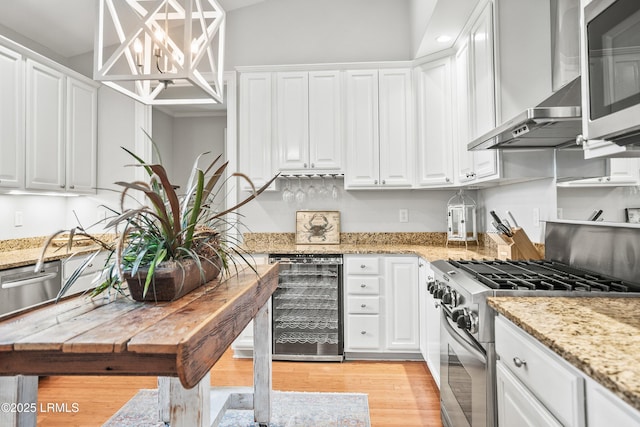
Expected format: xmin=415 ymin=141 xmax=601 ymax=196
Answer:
xmin=36 ymin=348 xmax=442 ymax=427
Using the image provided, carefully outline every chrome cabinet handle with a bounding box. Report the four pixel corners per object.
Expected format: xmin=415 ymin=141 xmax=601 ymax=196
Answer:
xmin=360 ymin=331 xmax=367 ymax=335
xmin=445 ymin=177 xmax=450 ymax=182
xmin=304 ymin=163 xmax=308 ymax=168
xmin=361 ymin=304 xmax=367 ymax=308
xmin=360 ymin=264 xmax=366 ymax=269
xmin=513 ymin=357 xmax=527 ymax=368
xmin=360 ymin=283 xmax=366 ymax=288
xmin=374 ymin=180 xmax=378 ymax=185
xmin=382 ymin=180 xmax=385 ymax=184
xmin=311 ymin=163 xmax=315 ymax=168
xmin=69 ymin=185 xmax=75 ymax=189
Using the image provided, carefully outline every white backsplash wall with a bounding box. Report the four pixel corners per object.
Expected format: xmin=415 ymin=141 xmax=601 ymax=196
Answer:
xmin=0 ymin=195 xmax=67 ymax=239
xmin=238 ymin=182 xmax=469 ymax=233
xmin=477 ymin=178 xmax=557 ymax=243
xmin=557 ymin=186 xmax=640 ymax=223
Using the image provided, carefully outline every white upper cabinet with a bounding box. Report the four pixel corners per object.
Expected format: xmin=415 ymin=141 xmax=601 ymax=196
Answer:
xmin=239 ymin=72 xmax=276 ymax=190
xmin=66 ymin=77 xmax=98 ymax=194
xmin=275 ymin=71 xmax=309 ymax=171
xmin=0 ymin=45 xmax=24 ymax=190
xmin=25 ymin=59 xmax=66 ymax=191
xmin=415 ymin=57 xmax=455 ymax=187
xmin=345 ymin=68 xmax=413 ymax=189
xmin=308 ymin=71 xmax=342 ymax=171
xmin=275 ymin=70 xmax=342 ymax=172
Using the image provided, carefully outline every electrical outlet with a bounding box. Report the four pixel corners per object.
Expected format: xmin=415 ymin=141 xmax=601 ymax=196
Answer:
xmin=399 ymin=209 xmax=409 ymax=223
xmin=533 ymin=208 xmax=540 ymax=227
xmin=14 ymin=211 xmax=23 ymax=227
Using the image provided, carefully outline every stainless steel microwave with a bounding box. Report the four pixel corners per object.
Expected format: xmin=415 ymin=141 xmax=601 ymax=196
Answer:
xmin=582 ymin=0 xmax=640 ymax=146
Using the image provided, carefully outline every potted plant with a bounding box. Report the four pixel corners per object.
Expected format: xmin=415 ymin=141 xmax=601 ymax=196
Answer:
xmin=37 ymin=143 xmax=276 ymax=302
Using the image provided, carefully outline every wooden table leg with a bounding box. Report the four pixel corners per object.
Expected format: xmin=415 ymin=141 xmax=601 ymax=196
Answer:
xmin=0 ymin=375 xmax=38 ymax=427
xmin=253 ymin=301 xmax=272 ymax=425
xmin=159 ymin=372 xmax=210 ymax=427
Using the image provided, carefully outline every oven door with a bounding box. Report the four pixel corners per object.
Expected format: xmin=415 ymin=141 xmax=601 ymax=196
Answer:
xmin=583 ymin=0 xmax=640 ymax=144
xmin=440 ymin=309 xmax=490 ymax=427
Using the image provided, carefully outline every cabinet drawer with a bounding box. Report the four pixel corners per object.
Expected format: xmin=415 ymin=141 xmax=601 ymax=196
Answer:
xmin=346 ymin=276 xmax=380 ymax=295
xmin=347 ymin=296 xmax=380 ymax=314
xmin=346 ymin=315 xmax=380 ymax=350
xmin=346 ymin=257 xmax=380 ymax=274
xmin=63 ymin=251 xmax=108 ymax=280
xmin=495 ymin=316 xmax=584 ymax=427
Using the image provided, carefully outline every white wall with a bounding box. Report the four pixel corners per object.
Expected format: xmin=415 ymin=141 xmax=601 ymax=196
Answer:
xmin=225 ymin=0 xmax=412 ymax=67
xmin=477 ymin=178 xmax=557 ymax=243
xmin=238 ymin=184 xmax=466 ymax=233
xmin=557 ymin=186 xmax=640 ymax=223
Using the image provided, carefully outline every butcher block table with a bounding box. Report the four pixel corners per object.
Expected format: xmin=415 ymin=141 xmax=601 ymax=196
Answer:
xmin=0 ymin=263 xmax=279 ymax=427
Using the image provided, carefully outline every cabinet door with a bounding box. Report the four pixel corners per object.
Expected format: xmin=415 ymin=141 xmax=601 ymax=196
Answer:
xmin=416 ymin=59 xmax=454 ymax=187
xmin=309 ymin=70 xmax=342 ymax=170
xmin=239 ymin=72 xmax=275 ymax=190
xmin=384 ymin=256 xmax=419 ymax=351
xmin=25 ymin=59 xmax=65 ymax=191
xmin=66 ymin=78 xmax=97 ymax=193
xmin=469 ymin=2 xmax=498 ymax=180
xmin=345 ymin=69 xmax=379 ymax=188
xmin=609 ymin=158 xmax=640 ymax=183
xmin=455 ymin=41 xmax=475 ymax=183
xmin=275 ymin=71 xmax=309 ymax=171
xmin=378 ymin=69 xmax=414 ymax=188
xmin=0 ymin=45 xmax=24 ymax=190
xmin=496 ymin=361 xmax=562 ymax=427
xmin=425 ymin=272 xmax=441 ymax=388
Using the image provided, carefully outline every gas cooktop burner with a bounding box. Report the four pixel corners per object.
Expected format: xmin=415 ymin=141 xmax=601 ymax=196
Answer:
xmin=448 ymin=259 xmax=640 ymax=293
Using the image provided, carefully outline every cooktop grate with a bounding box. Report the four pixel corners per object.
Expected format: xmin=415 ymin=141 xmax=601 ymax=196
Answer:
xmin=448 ymin=259 xmax=640 ymax=292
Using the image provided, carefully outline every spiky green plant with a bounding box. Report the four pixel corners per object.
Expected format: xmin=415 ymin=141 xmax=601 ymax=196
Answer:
xmin=38 ymin=142 xmax=277 ymax=301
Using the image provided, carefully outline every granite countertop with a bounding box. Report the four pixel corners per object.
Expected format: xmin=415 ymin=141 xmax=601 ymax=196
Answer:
xmin=0 ymin=245 xmax=103 ymax=270
xmin=241 ymin=232 xmax=499 ymax=261
xmin=488 ymin=296 xmax=640 ymax=412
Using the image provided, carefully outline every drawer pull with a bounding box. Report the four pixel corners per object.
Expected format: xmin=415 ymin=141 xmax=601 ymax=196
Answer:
xmin=513 ymin=357 xmax=527 ymax=368
xmin=360 ymin=331 xmax=367 ymax=335
xmin=361 ymin=304 xmax=367 ymax=308
xmin=360 ymin=264 xmax=366 ymax=269
xmin=360 ymin=283 xmax=366 ymax=288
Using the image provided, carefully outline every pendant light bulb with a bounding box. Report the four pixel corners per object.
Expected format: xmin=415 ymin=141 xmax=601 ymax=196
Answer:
xmin=133 ymin=38 xmax=143 ymax=68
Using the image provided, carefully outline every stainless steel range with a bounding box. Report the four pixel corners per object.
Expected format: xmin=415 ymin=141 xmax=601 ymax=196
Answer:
xmin=430 ymin=257 xmax=640 ymax=427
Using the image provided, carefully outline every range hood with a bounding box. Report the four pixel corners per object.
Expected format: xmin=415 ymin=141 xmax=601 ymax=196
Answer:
xmin=468 ymin=77 xmax=582 ymax=151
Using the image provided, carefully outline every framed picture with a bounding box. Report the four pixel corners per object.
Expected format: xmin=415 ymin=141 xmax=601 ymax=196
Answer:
xmin=296 ymin=211 xmax=341 ymax=244
xmin=626 ymin=208 xmax=640 ymax=224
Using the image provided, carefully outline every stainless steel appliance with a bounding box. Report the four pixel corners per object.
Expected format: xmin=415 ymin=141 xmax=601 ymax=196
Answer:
xmin=268 ymin=254 xmax=343 ymax=361
xmin=431 ymin=257 xmax=640 ymax=427
xmin=582 ymin=0 xmax=640 ymax=147
xmin=0 ymin=261 xmax=62 ymax=317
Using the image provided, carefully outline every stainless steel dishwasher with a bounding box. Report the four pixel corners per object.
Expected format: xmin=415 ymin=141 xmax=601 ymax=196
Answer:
xmin=0 ymin=260 xmax=62 ymax=316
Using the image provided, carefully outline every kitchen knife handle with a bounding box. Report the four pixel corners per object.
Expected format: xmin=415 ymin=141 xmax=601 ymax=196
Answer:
xmin=489 ymin=210 xmax=503 ymax=225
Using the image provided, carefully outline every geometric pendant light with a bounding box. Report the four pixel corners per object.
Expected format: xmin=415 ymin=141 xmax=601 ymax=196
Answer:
xmin=94 ymin=0 xmax=225 ymax=105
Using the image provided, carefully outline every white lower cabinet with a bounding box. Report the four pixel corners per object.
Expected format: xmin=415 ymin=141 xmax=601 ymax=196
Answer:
xmin=495 ymin=315 xmax=585 ymax=427
xmin=586 ymin=375 xmax=640 ymax=427
xmin=344 ymin=254 xmax=419 ymax=357
xmin=62 ymin=251 xmax=109 ymax=296
xmin=496 ymin=361 xmax=562 ymax=427
xmin=418 ymin=259 xmax=440 ymax=388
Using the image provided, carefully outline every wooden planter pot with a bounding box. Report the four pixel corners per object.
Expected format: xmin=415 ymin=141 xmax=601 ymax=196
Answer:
xmin=124 ymin=258 xmax=221 ymax=302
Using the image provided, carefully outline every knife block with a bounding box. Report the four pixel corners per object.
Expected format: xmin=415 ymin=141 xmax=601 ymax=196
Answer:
xmin=487 ymin=228 xmax=542 ymax=260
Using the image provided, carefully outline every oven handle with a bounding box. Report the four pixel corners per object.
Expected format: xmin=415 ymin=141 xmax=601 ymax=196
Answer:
xmin=441 ymin=309 xmax=487 ymax=363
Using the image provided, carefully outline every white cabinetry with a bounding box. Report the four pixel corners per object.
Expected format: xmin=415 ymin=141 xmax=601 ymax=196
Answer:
xmin=25 ymin=59 xmax=65 ymax=191
xmin=345 ymin=69 xmax=413 ymax=189
xmin=418 ymin=259 xmax=440 ymax=387
xmin=454 ymin=3 xmax=498 ymax=185
xmin=495 ymin=315 xmax=585 ymax=427
xmin=62 ymin=251 xmax=109 ymax=296
xmin=586 ymin=375 xmax=640 ymax=427
xmin=0 ymin=45 xmax=24 ymax=190
xmin=344 ymin=254 xmax=420 ymax=357
xmin=65 ymin=78 xmax=98 ymax=193
xmin=24 ymin=58 xmax=97 ymax=193
xmin=239 ymin=72 xmax=276 ymax=190
xmin=415 ymin=58 xmax=454 ymax=187
xmin=384 ymin=256 xmax=419 ymax=351
xmin=275 ymin=71 xmax=342 ymax=172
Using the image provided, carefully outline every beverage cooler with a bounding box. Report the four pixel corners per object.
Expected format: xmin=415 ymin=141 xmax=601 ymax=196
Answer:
xmin=268 ymin=254 xmax=343 ymax=361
